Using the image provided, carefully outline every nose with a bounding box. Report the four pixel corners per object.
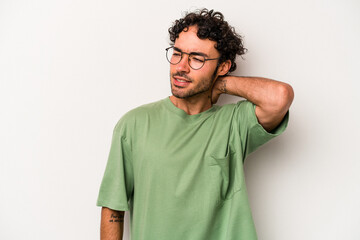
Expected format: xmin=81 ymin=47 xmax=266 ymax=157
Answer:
xmin=176 ymin=54 xmax=190 ymax=73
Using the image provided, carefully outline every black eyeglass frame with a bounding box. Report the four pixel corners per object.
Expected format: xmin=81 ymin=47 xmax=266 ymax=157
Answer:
xmin=165 ymin=46 xmax=220 ymax=70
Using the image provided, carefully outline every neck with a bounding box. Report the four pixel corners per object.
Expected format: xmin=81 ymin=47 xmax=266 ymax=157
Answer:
xmin=169 ymin=93 xmax=213 ymax=115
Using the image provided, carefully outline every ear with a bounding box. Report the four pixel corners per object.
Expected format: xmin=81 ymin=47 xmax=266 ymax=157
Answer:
xmin=216 ymin=60 xmax=232 ymax=76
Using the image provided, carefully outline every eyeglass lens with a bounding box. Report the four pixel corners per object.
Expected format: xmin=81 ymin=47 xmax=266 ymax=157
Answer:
xmin=166 ymin=47 xmax=205 ymax=70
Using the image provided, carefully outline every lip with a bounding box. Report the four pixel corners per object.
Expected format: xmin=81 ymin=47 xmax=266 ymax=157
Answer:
xmin=174 ymin=75 xmax=191 ymax=81
xmin=173 ymin=76 xmax=192 ymax=87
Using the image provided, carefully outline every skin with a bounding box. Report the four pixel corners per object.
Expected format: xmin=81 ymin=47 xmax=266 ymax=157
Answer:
xmin=169 ymin=26 xmax=231 ymax=115
xmin=170 ymin=25 xmax=294 ymax=132
xmin=100 ymin=24 xmax=294 ymax=240
xmin=212 ymin=76 xmax=294 ymax=132
xmin=100 ymin=207 xmax=124 ymax=240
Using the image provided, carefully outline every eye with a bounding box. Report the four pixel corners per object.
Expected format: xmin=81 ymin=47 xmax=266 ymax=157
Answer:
xmin=173 ymin=52 xmax=181 ymax=56
xmin=191 ymin=56 xmax=205 ymax=63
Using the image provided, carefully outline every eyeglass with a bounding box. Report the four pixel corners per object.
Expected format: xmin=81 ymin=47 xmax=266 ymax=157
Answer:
xmin=165 ymin=46 xmax=220 ymax=70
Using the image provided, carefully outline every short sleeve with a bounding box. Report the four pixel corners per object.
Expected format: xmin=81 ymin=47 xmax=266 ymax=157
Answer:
xmin=96 ymin=123 xmax=134 ymax=211
xmin=235 ymin=100 xmax=289 ymax=159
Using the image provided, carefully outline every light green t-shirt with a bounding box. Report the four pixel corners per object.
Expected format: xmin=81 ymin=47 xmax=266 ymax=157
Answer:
xmin=97 ymin=97 xmax=289 ymax=240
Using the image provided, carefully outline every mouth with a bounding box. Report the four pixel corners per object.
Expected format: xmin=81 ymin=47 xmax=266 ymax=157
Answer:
xmin=173 ymin=75 xmax=192 ymax=87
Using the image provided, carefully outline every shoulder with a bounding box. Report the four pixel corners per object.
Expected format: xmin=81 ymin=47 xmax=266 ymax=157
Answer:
xmin=213 ymin=100 xmax=258 ymax=130
xmin=123 ymin=98 xmax=166 ymax=120
xmin=113 ymin=98 xmax=166 ymax=133
xmin=234 ymin=100 xmax=255 ymax=111
xmin=216 ymin=100 xmax=254 ymax=115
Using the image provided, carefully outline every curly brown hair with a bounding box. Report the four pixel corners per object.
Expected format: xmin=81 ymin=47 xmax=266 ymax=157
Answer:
xmin=168 ymin=9 xmax=247 ymax=73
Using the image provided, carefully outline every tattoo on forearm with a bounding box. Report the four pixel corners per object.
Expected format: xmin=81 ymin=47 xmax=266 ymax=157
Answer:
xmin=220 ymin=79 xmax=227 ymax=93
xmin=109 ymin=212 xmax=124 ymax=223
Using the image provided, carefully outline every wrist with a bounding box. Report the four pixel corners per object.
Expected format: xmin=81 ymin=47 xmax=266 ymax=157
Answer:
xmin=215 ymin=77 xmax=228 ymax=94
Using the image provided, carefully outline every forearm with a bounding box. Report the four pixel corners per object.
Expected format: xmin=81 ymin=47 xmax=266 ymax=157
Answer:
xmin=101 ymin=207 xmax=124 ymax=240
xmin=217 ymin=76 xmax=291 ymax=108
xmin=215 ymin=76 xmax=294 ymax=131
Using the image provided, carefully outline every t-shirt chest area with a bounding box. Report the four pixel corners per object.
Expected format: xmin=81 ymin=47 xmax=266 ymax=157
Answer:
xmin=132 ymin=116 xmax=230 ymax=170
xmin=129 ymin=111 xmax=241 ymax=208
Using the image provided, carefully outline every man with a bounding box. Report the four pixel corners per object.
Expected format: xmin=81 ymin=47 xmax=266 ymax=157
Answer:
xmin=97 ymin=9 xmax=294 ymax=240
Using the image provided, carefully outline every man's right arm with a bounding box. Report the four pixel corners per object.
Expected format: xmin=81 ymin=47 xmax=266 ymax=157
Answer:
xmin=100 ymin=207 xmax=124 ymax=240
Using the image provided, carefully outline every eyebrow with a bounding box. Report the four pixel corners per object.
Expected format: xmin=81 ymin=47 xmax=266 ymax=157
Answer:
xmin=173 ymin=46 xmax=209 ymax=58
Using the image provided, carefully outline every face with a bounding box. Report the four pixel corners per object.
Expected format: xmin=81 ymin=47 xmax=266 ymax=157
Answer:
xmin=170 ymin=26 xmax=221 ymax=99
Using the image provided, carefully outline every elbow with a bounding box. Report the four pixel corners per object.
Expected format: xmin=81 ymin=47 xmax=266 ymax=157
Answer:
xmin=282 ymin=83 xmax=294 ymax=105
xmin=274 ymin=83 xmax=294 ymax=113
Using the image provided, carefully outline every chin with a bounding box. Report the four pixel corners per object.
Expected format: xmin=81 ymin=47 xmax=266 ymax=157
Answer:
xmin=173 ymin=94 xmax=189 ymax=99
xmin=171 ymin=89 xmax=188 ymax=99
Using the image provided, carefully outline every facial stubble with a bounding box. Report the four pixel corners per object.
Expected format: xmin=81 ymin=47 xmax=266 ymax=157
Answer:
xmin=170 ymin=65 xmax=219 ymax=99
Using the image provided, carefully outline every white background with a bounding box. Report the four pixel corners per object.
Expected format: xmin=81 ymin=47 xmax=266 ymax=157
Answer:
xmin=1 ymin=0 xmax=359 ymax=239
